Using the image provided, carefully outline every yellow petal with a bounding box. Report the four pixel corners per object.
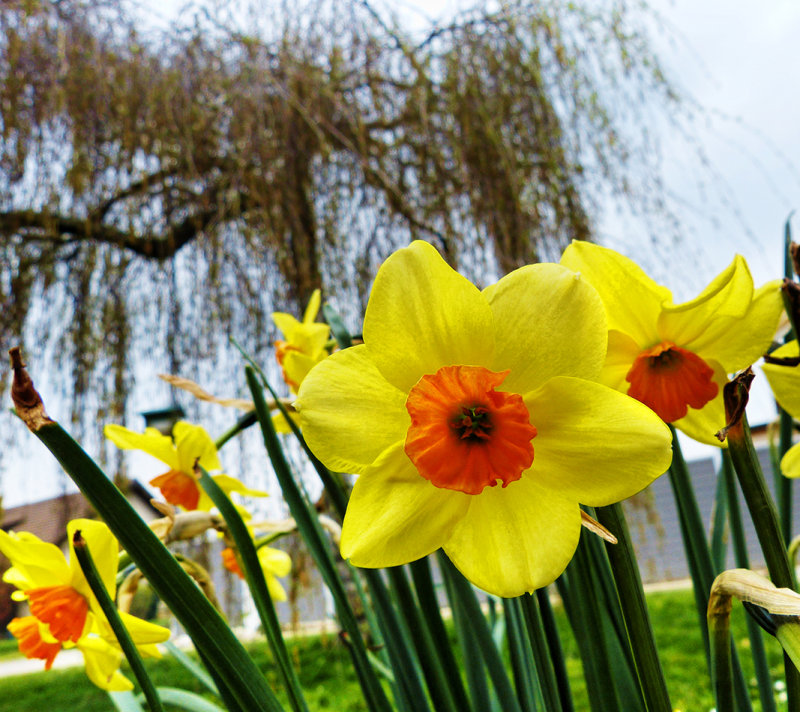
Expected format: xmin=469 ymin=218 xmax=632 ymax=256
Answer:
xmin=483 ymin=263 xmax=606 ymax=392
xmin=104 ymin=425 xmax=179 ymax=470
xmin=67 ymin=519 xmax=118 ymax=604
xmin=77 ymin=637 xmax=131 ymax=691
xmin=115 ymin=612 xmax=171 ymax=646
xmin=281 ymin=348 xmax=326 ymax=393
xmin=296 ymin=344 xmax=409 ymax=474
xmin=258 ymin=547 xmax=292 ymax=578
xmin=763 ymin=341 xmax=800 ymax=417
xmin=272 ymin=312 xmax=302 ymax=339
xmin=196 ymin=475 xmax=269 ymax=512
xmin=362 ymin=241 xmax=495 ymax=392
xmin=303 ymin=289 xmax=322 ymax=323
xmin=671 ymin=360 xmax=729 ymax=447
xmin=340 ymin=443 xmax=469 ymax=567
xmin=602 ymin=330 xmax=642 ymax=391
xmin=781 ymin=442 xmax=800 ymax=478
xmin=266 ymin=577 xmax=288 ymax=602
xmin=0 ymin=530 xmax=71 ymax=589
xmin=559 ymin=241 xmax=667 ymax=346
xmin=173 ymin=421 xmax=222 ymax=474
xmin=443 ymin=477 xmax=581 ymax=597
xmin=658 ymin=259 xmax=779 ymax=368
xmin=525 ymin=377 xmax=672 ymax=506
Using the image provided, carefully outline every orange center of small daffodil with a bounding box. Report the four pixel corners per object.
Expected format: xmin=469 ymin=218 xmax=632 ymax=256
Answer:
xmin=275 ymin=340 xmax=303 ymax=390
xmin=7 ymin=616 xmax=62 ymax=669
xmin=404 ymin=365 xmax=537 ymax=495
xmin=625 ymin=341 xmax=718 ymax=423
xmin=25 ymin=585 xmax=88 ymax=643
xmin=150 ymin=469 xmax=200 ymax=510
xmin=221 ymin=547 xmax=245 ymax=579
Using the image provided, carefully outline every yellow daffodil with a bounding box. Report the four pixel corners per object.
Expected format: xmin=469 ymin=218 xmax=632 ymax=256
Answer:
xmin=221 ymin=543 xmax=292 ymax=601
xmin=560 ymin=241 xmax=783 ymax=445
xmin=272 ymin=289 xmax=331 ymax=394
xmin=763 ymin=340 xmax=800 ymax=476
xmin=104 ymin=420 xmax=267 ymax=510
xmin=295 ymin=241 xmax=672 ymax=597
xmin=0 ymin=519 xmax=170 ymax=690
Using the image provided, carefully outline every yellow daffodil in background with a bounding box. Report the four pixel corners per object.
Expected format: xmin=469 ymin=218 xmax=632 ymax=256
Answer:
xmin=763 ymin=341 xmax=800 ymax=476
xmin=221 ymin=544 xmax=292 ymax=601
xmin=296 ymin=241 xmax=672 ymax=597
xmin=560 ymin=241 xmax=783 ymax=445
xmin=105 ymin=421 xmax=267 ymax=510
xmin=272 ymin=288 xmax=331 ymax=394
xmin=0 ymin=519 xmax=169 ymax=690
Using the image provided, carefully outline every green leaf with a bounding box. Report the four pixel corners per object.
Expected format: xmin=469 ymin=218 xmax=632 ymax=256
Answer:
xmin=142 ymin=688 xmax=227 ymax=712
xmin=322 ymin=303 xmax=353 ymax=349
xmin=108 ymin=691 xmax=145 ymax=712
xmin=162 ymin=641 xmax=219 ymax=696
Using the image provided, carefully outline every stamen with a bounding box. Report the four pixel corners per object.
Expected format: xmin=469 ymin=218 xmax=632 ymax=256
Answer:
xmin=405 ymin=365 xmax=536 ymax=495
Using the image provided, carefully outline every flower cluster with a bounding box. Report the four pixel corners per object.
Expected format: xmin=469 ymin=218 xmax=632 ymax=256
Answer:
xmin=0 ymin=519 xmax=169 ymax=690
xmin=296 ymin=240 xmax=675 ymax=597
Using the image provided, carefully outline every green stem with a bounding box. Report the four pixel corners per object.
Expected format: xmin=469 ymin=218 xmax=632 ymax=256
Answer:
xmin=708 ymin=595 xmax=735 ymax=712
xmin=667 ymin=427 xmax=754 ymax=712
xmin=595 ymin=502 xmax=672 ymax=712
xmin=196 ymin=466 xmax=309 ymax=712
xmin=245 ymin=366 xmax=392 ymax=712
xmin=387 ymin=566 xmax=459 ymax=712
xmin=438 ymin=553 xmax=523 ymax=712
xmin=535 ymin=588 xmax=574 ymax=712
xmin=722 ymin=452 xmax=777 ymax=712
xmin=31 ymin=422 xmax=284 ymax=712
xmin=518 ymin=594 xmax=561 ymax=712
xmin=72 ymin=530 xmax=164 ymax=712
xmin=726 ymin=413 xmax=800 ymax=711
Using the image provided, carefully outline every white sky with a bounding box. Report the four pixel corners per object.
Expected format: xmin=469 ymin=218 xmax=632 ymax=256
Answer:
xmin=4 ymin=0 xmax=800 ymax=505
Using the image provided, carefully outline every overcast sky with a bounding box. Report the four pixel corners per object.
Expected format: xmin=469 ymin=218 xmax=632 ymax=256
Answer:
xmin=4 ymin=0 xmax=799 ymax=505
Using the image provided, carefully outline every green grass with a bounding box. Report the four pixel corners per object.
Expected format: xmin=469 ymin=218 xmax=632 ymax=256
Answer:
xmin=0 ymin=588 xmax=789 ymax=712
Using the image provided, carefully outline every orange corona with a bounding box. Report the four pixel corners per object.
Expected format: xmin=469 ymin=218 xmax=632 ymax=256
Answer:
xmin=8 ymin=616 xmax=62 ymax=669
xmin=626 ymin=341 xmax=718 ymax=423
xmin=150 ymin=469 xmax=200 ymax=510
xmin=26 ymin=585 xmax=88 ymax=643
xmin=404 ymin=365 xmax=537 ymax=495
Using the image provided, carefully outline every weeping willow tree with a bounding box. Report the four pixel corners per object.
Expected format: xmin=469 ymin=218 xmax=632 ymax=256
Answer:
xmin=0 ymin=0 xmax=683 ymax=446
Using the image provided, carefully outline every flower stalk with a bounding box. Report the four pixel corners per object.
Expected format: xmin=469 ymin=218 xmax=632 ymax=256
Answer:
xmin=595 ymin=502 xmax=672 ymax=712
xmin=72 ymin=530 xmax=164 ymax=712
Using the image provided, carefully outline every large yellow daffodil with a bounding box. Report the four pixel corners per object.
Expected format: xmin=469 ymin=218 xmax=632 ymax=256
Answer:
xmin=763 ymin=341 xmax=800 ymax=476
xmin=272 ymin=289 xmax=331 ymax=394
xmin=560 ymin=241 xmax=783 ymax=446
xmin=0 ymin=519 xmax=169 ymax=690
xmin=104 ymin=421 xmax=267 ymax=510
xmin=295 ymin=241 xmax=672 ymax=597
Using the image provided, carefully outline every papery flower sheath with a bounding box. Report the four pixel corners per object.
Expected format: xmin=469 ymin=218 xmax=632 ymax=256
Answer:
xmin=272 ymin=288 xmax=331 ymax=394
xmin=105 ymin=421 xmax=267 ymax=510
xmin=560 ymin=241 xmax=783 ymax=445
xmin=763 ymin=341 xmax=800 ymax=476
xmin=0 ymin=519 xmax=170 ymax=690
xmin=296 ymin=241 xmax=672 ymax=597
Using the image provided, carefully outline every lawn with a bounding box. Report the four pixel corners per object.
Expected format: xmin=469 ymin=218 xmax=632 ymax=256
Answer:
xmin=0 ymin=588 xmax=788 ymax=712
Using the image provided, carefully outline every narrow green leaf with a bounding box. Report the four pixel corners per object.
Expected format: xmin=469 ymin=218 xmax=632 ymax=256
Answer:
xmin=322 ymin=303 xmax=353 ymax=349
xmin=722 ymin=452 xmax=777 ymax=712
xmin=108 ymin=691 xmax=146 ymax=712
xmin=73 ymin=530 xmax=164 ymax=712
xmin=144 ymin=688 xmax=227 ymax=712
xmin=26 ymin=420 xmax=284 ymax=712
xmin=595 ymin=502 xmax=672 ymax=712
xmin=503 ymin=597 xmax=541 ymax=712
xmin=438 ymin=553 xmax=523 ymax=712
xmin=710 ymin=465 xmax=730 ymax=572
xmin=245 ymin=366 xmax=392 ymax=712
xmin=535 ymin=588 xmax=574 ymax=712
xmin=163 ymin=641 xmax=219 ymax=696
xmin=196 ymin=465 xmax=309 ymax=712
